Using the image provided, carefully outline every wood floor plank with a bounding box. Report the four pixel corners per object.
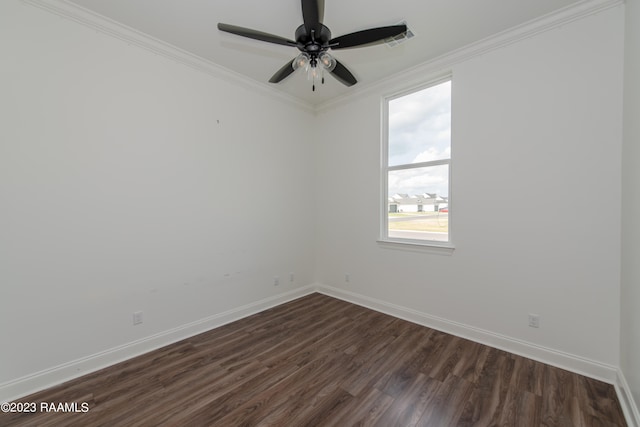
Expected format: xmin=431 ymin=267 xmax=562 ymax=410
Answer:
xmin=157 ymin=362 xmax=300 ymax=425
xmin=508 ymin=355 xmax=546 ymax=397
xmin=449 ymin=349 xmax=516 ymax=426
xmin=1 ymin=293 xmax=628 ymax=427
xmin=416 ymin=373 xmax=475 ymax=426
xmin=333 ymin=388 xmax=395 ymax=427
xmin=540 ymin=364 xmax=581 ymax=426
xmin=372 ymin=373 xmax=441 ymax=427
xmin=272 ymin=385 xmax=354 ymax=427
xmin=213 ymin=349 xmax=350 ymax=425
xmin=340 ymin=333 xmax=410 ymax=397
xmin=497 ymin=388 xmax=542 ymax=426
xmin=577 ymin=375 xmax=627 ymax=426
xmin=451 ymin=340 xmax=491 ymax=384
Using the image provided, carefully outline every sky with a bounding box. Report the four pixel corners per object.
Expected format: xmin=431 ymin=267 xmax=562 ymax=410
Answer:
xmin=388 ymin=80 xmax=451 ymax=198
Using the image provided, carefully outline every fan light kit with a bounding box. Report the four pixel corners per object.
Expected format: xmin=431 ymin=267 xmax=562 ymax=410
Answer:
xmin=292 ymin=52 xmax=335 ymax=91
xmin=218 ymin=0 xmax=407 ymax=91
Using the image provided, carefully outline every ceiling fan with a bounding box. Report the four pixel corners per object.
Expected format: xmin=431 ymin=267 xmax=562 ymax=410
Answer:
xmin=217 ymin=0 xmax=407 ymax=90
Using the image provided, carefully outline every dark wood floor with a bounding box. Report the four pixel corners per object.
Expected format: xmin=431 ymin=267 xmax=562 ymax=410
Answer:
xmin=1 ymin=293 xmax=627 ymax=426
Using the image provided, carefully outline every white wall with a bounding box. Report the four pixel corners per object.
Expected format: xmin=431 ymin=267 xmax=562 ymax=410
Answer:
xmin=315 ymin=6 xmax=624 ymax=370
xmin=1 ymin=0 xmax=633 ymax=413
xmin=0 ymin=0 xmax=315 ymax=396
xmin=621 ymin=0 xmax=640 ymax=416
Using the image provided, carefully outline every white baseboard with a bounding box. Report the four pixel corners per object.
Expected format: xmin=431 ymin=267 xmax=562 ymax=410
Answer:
xmin=314 ymin=284 xmax=619 ymax=383
xmin=4 ymin=284 xmax=637 ymax=427
xmin=616 ymin=369 xmax=640 ymax=427
xmin=0 ymin=285 xmax=315 ymax=403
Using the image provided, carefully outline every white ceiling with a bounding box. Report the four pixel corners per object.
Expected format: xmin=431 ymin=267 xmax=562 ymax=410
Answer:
xmin=65 ymin=0 xmax=582 ymax=105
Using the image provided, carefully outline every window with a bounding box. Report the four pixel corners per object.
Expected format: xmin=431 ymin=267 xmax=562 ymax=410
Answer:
xmin=381 ymin=78 xmax=452 ymax=247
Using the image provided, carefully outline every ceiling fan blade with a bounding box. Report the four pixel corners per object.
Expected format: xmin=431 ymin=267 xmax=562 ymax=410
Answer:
xmin=269 ymin=59 xmax=296 ymax=83
xmin=218 ymin=23 xmax=296 ymax=47
xmin=301 ymin=0 xmax=324 ymax=35
xmin=330 ymin=25 xmax=407 ymax=49
xmin=329 ymin=59 xmax=357 ymax=87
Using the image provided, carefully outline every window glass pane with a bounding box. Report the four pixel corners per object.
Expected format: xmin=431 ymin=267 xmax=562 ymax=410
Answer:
xmin=388 ymin=81 xmax=451 ymax=167
xmin=387 ymin=165 xmax=449 ymax=242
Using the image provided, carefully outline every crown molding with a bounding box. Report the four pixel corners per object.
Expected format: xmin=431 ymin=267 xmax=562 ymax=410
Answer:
xmin=315 ymin=0 xmax=624 ymax=113
xmin=21 ymin=0 xmax=622 ymax=115
xmin=20 ymin=0 xmax=316 ymax=114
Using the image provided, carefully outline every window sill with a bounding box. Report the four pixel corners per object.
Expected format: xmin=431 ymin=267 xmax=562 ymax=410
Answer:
xmin=376 ymin=239 xmax=455 ymax=256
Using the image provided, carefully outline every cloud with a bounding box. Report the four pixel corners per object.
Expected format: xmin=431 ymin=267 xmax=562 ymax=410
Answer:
xmin=388 ymin=165 xmax=449 ymax=198
xmin=413 ymin=145 xmax=451 ymax=163
xmin=387 ymin=80 xmax=451 ymax=198
xmin=388 ymin=80 xmax=451 ymax=166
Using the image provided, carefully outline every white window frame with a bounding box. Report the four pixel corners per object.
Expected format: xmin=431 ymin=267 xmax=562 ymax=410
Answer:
xmin=378 ymin=76 xmax=454 ymax=254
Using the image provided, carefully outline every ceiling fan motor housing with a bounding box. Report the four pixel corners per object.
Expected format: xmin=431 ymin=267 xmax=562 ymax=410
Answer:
xmin=295 ymin=24 xmax=332 ymax=56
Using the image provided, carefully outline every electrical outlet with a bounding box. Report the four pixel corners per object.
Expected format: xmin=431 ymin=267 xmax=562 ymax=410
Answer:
xmin=133 ymin=311 xmax=143 ymax=325
xmin=274 ymin=276 xmax=279 ymax=286
xmin=345 ymin=273 xmax=350 ymax=283
xmin=528 ymin=314 xmax=540 ymax=328
xmin=289 ymin=272 xmax=294 ymax=282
